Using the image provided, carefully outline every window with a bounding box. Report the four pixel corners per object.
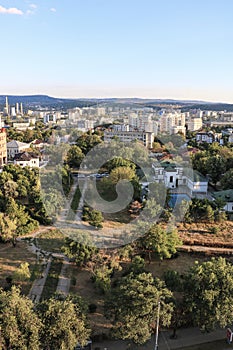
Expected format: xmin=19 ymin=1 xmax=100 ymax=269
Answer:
xmin=170 ymin=176 xmax=173 ymax=183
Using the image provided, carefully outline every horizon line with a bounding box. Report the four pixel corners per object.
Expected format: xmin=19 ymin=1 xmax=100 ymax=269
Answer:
xmin=0 ymin=94 xmax=227 ymax=104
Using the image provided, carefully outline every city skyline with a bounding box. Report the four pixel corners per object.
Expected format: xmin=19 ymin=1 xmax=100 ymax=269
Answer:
xmin=1 ymin=1 xmax=233 ymax=102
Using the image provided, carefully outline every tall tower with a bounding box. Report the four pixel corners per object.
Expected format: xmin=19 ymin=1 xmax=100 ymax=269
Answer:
xmin=3 ymin=96 xmax=9 ymax=116
xmin=16 ymin=102 xmax=19 ymax=115
xmin=20 ymin=102 xmax=23 ymax=115
xmin=5 ymin=96 xmax=8 ymax=111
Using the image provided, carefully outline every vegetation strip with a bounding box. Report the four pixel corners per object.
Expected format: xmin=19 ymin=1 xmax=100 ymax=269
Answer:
xmin=40 ymin=258 xmax=63 ymax=300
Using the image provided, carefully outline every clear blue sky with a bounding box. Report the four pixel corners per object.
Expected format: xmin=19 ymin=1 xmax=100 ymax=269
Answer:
xmin=1 ymin=0 xmax=233 ymax=101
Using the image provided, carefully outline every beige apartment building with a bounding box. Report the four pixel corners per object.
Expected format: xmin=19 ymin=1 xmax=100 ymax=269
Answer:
xmin=0 ymin=128 xmax=7 ymax=166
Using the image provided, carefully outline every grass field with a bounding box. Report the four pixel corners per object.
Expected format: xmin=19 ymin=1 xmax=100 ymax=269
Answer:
xmin=40 ymin=258 xmax=63 ymax=300
xmin=35 ymin=229 xmax=65 ymax=253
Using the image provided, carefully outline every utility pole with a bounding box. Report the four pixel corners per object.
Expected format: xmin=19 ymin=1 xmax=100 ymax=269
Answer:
xmin=154 ymin=300 xmax=161 ymax=350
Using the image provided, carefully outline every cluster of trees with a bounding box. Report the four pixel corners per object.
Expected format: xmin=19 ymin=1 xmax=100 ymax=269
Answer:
xmin=105 ymin=256 xmax=233 ymax=344
xmin=183 ymin=198 xmax=227 ymax=223
xmin=0 ymin=287 xmax=91 ymax=350
xmin=0 ymin=164 xmax=74 ymax=244
xmin=0 ymin=165 xmax=43 ymax=244
xmin=7 ymin=122 xmax=52 ymax=143
xmin=191 ymin=143 xmax=233 ymax=187
xmin=61 ymin=220 xmax=233 ymax=344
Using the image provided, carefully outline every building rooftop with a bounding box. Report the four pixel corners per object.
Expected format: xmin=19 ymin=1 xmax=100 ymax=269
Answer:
xmin=7 ymin=140 xmax=30 ymax=148
xmin=14 ymin=152 xmax=39 ymax=161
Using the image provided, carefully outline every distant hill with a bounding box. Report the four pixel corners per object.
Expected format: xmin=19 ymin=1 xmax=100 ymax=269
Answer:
xmin=0 ymin=95 xmax=96 ymax=109
xmin=0 ymin=95 xmax=233 ymax=111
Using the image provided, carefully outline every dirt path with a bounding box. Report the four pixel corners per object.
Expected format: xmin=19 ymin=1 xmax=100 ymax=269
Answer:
xmin=180 ymin=245 xmax=233 ymax=255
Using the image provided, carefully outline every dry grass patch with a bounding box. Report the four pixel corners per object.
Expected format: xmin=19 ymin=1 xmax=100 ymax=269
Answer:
xmin=178 ymin=221 xmax=233 ymax=248
xmin=69 ymin=264 xmax=112 ymax=336
xmin=0 ymin=241 xmax=37 ymax=294
xmin=146 ymin=252 xmax=209 ymax=279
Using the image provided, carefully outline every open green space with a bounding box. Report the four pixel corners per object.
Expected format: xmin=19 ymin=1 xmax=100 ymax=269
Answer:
xmin=40 ymin=258 xmax=63 ymax=300
xmin=35 ymin=229 xmax=65 ymax=253
xmin=67 ymin=181 xmax=83 ymax=220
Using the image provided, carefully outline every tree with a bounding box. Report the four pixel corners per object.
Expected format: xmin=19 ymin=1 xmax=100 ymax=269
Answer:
xmin=76 ymin=133 xmax=102 ymax=154
xmin=0 ymin=213 xmax=17 ymax=245
xmin=108 ymin=166 xmax=136 ymax=184
xmin=105 ymin=272 xmax=174 ymax=344
xmin=62 ymin=237 xmax=98 ymax=266
xmin=104 ymin=157 xmax=136 ymax=172
xmin=13 ymin=262 xmax=31 ymax=282
xmin=220 ymin=169 xmax=233 ymax=189
xmin=5 ymin=197 xmax=39 ymax=238
xmin=138 ymin=224 xmax=182 ymax=262
xmin=0 ymin=286 xmax=41 ymax=350
xmin=66 ymin=145 xmax=84 ymax=168
xmin=88 ymin=209 xmax=104 ymax=228
xmin=185 ymin=198 xmax=216 ymax=223
xmin=37 ymin=297 xmax=90 ymax=350
xmin=184 ymin=257 xmax=233 ymax=331
xmin=206 ymin=156 xmax=226 ymax=185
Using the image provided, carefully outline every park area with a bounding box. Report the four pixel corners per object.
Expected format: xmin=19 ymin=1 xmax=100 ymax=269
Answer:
xmin=0 ymin=240 xmax=37 ymax=294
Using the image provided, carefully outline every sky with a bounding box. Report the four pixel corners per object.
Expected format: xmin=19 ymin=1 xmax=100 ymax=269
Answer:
xmin=1 ymin=0 xmax=233 ymax=101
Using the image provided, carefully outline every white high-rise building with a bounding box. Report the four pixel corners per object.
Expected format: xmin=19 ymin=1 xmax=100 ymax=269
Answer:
xmin=159 ymin=112 xmax=186 ymax=135
xmin=187 ymin=117 xmax=203 ymax=131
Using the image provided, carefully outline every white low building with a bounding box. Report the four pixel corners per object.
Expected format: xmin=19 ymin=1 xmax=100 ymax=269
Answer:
xmin=152 ymin=161 xmax=208 ymax=197
xmin=13 ymin=152 xmax=39 ymax=168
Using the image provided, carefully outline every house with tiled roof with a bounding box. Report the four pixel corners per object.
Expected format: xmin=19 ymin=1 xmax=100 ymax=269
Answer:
xmin=13 ymin=152 xmax=39 ymax=168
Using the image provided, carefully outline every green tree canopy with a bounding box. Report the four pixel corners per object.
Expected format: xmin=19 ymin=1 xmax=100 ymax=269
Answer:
xmin=37 ymin=297 xmax=90 ymax=350
xmin=184 ymin=257 xmax=233 ymax=331
xmin=105 ymin=272 xmax=173 ymax=344
xmin=138 ymin=224 xmax=182 ymax=261
xmin=66 ymin=145 xmax=84 ymax=168
xmin=0 ymin=287 xmax=41 ymax=350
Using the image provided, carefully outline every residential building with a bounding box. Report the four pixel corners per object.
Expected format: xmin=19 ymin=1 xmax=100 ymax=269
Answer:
xmin=104 ymin=129 xmax=154 ymax=148
xmin=112 ymin=124 xmax=130 ymax=132
xmin=7 ymin=140 xmax=30 ymax=159
xmin=152 ymin=161 xmax=208 ymax=197
xmin=196 ymin=131 xmax=222 ymax=144
xmin=159 ymin=112 xmax=186 ymax=135
xmin=187 ymin=117 xmax=203 ymax=131
xmin=44 ymin=114 xmax=56 ymax=124
xmin=13 ymin=152 xmax=40 ymax=168
xmin=0 ymin=128 xmax=7 ymax=166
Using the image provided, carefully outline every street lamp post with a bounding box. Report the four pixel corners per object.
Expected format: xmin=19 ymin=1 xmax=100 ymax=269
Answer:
xmin=154 ymin=301 xmax=161 ymax=350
